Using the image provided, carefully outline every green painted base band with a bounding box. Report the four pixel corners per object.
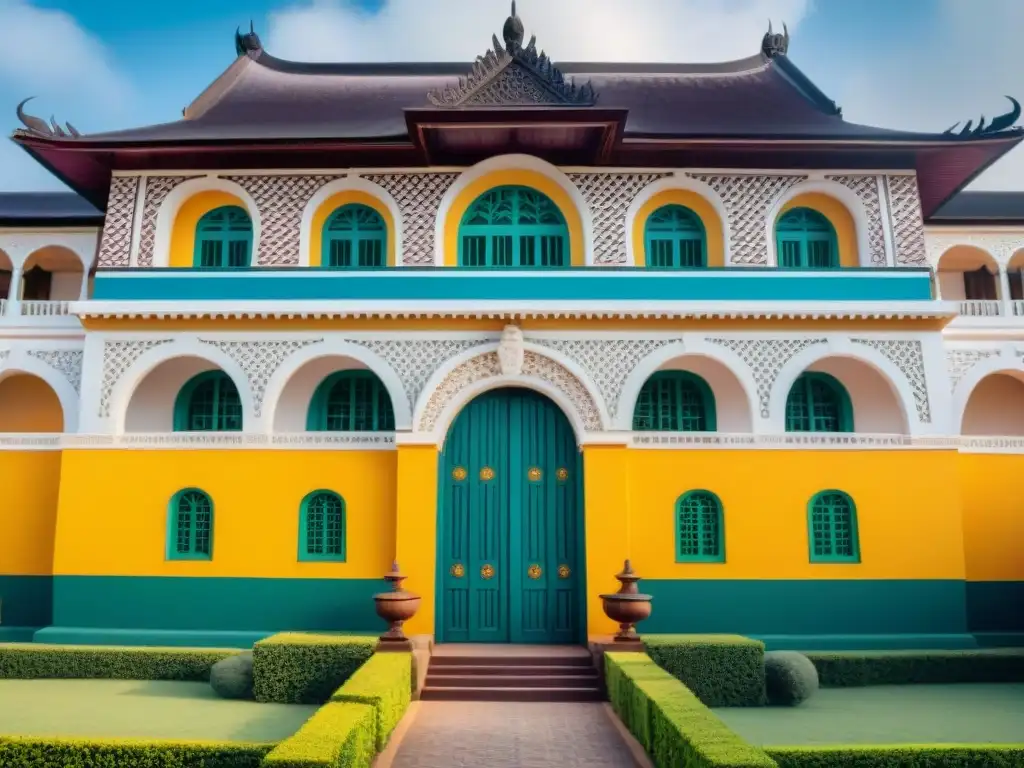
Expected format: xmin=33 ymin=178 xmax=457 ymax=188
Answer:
xmin=966 ymin=581 xmax=1024 ymax=632
xmin=0 ymin=575 xmax=52 ymax=626
xmin=0 ymin=627 xmax=41 ymax=643
xmin=32 ymin=627 xmax=278 ymax=648
xmin=52 ymin=575 xmax=386 ymax=632
xmin=749 ymin=634 xmax=978 ymax=651
xmin=641 ymin=579 xmax=969 ymax=635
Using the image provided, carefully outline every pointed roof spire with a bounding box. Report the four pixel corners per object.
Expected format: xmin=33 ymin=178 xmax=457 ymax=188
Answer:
xmin=234 ymin=20 xmax=262 ymax=57
xmin=503 ymin=0 xmax=525 ymax=51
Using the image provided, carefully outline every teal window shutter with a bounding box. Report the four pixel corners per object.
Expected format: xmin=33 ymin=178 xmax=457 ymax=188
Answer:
xmin=307 ymin=371 xmax=396 ymax=432
xmin=775 ymin=207 xmax=838 ymax=268
xmin=633 ymin=371 xmax=716 ymax=431
xmin=675 ymin=490 xmax=725 ymax=562
xmin=167 ymin=488 xmax=214 ymax=560
xmin=808 ymin=490 xmax=860 ymax=563
xmin=322 ymin=204 xmax=386 ymax=268
xmin=458 ymin=186 xmax=569 ymax=268
xmin=299 ymin=491 xmax=346 ymax=561
xmin=173 ymin=371 xmax=243 ymax=432
xmin=193 ymin=206 xmax=253 ymax=268
xmin=784 ymin=372 xmax=853 ymax=433
xmin=644 ymin=205 xmax=707 ymax=268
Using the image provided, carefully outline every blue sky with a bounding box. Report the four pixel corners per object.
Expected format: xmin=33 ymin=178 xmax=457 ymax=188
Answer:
xmin=2 ymin=0 xmax=1022 ymax=192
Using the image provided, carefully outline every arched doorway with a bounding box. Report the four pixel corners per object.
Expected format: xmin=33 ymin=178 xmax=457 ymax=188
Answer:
xmin=436 ymin=388 xmax=584 ymax=644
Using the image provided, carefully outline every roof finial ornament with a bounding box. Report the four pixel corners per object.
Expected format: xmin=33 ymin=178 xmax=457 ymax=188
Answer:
xmin=762 ymin=20 xmax=789 ymax=58
xmin=503 ymin=0 xmax=525 ymax=51
xmin=234 ymin=20 xmax=262 ymax=57
xmin=944 ymin=96 xmax=1022 ymax=137
xmin=14 ymin=96 xmax=78 ymax=138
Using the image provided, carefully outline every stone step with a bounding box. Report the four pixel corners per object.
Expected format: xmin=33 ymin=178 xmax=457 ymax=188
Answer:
xmin=426 ymin=673 xmax=599 ymax=688
xmin=420 ymin=685 xmax=604 ymax=702
xmin=429 ymin=654 xmax=593 ymax=668
xmin=425 ymin=663 xmax=597 ymax=677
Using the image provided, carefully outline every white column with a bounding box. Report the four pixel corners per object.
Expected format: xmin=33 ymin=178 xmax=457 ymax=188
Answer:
xmin=78 ymin=271 xmax=90 ymax=301
xmin=999 ymin=267 xmax=1012 ymax=315
xmin=7 ymin=264 xmax=22 ymax=316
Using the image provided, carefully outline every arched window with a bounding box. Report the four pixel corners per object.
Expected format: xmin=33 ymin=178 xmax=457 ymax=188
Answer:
xmin=322 ymin=204 xmax=387 ymax=268
xmin=194 ymin=206 xmax=253 ymax=268
xmin=173 ymin=371 xmax=243 ymax=432
xmin=168 ymin=488 xmax=213 ymax=560
xmin=675 ymin=491 xmax=724 ymax=562
xmin=785 ymin=372 xmax=852 ymax=433
xmin=808 ymin=490 xmax=860 ymax=563
xmin=307 ymin=371 xmax=395 ymax=432
xmin=776 ymin=207 xmax=838 ymax=268
xmin=644 ymin=205 xmax=707 ymax=268
xmin=633 ymin=371 xmax=716 ymax=432
xmin=458 ymin=186 xmax=569 ymax=268
xmin=299 ymin=491 xmax=346 ymax=561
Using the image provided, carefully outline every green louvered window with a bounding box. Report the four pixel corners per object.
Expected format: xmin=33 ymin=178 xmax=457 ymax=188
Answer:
xmin=458 ymin=186 xmax=568 ymax=268
xmin=808 ymin=490 xmax=860 ymax=563
xmin=194 ymin=206 xmax=253 ymax=268
xmin=785 ymin=372 xmax=852 ymax=433
xmin=633 ymin=371 xmax=716 ymax=432
xmin=168 ymin=489 xmax=213 ymax=560
xmin=307 ymin=371 xmax=395 ymax=432
xmin=299 ymin=491 xmax=346 ymax=561
xmin=776 ymin=207 xmax=838 ymax=268
xmin=323 ymin=204 xmax=386 ymax=268
xmin=675 ymin=491 xmax=724 ymax=562
xmin=173 ymin=371 xmax=243 ymax=432
xmin=644 ymin=204 xmax=707 ymax=268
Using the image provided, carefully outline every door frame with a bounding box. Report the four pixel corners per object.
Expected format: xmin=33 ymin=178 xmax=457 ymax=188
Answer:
xmin=433 ymin=387 xmax=588 ymax=644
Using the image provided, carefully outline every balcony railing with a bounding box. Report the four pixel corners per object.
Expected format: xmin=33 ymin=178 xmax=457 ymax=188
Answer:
xmin=19 ymin=300 xmax=71 ymax=316
xmin=958 ymin=300 xmax=1003 ymax=317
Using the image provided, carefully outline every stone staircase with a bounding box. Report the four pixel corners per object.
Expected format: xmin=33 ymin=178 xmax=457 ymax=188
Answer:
xmin=421 ymin=645 xmax=603 ymax=702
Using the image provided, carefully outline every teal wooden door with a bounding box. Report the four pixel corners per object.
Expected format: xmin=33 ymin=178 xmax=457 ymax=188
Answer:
xmin=438 ymin=388 xmax=583 ymax=644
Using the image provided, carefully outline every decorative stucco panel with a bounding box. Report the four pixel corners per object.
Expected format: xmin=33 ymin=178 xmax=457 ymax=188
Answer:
xmin=99 ymin=339 xmax=175 ymax=416
xmin=886 ymin=175 xmax=927 ymax=266
xmin=361 ymin=173 xmax=459 ymax=265
xmin=567 ymin=173 xmax=671 ymax=264
xmin=852 ymin=339 xmax=931 ymax=423
xmin=136 ymin=176 xmax=202 ymax=267
xmin=946 ymin=348 xmax=1001 ymax=391
xmin=27 ymin=350 xmax=84 ymax=393
xmin=826 ymin=175 xmax=886 ymax=266
xmin=97 ymin=176 xmax=139 ymax=268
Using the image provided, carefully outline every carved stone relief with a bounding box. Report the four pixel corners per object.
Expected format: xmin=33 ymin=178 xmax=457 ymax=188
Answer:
xmin=27 ymin=350 xmax=84 ymax=393
xmin=567 ymin=173 xmax=671 ymax=264
xmin=852 ymin=339 xmax=931 ymax=423
xmin=99 ymin=339 xmax=175 ymax=417
xmin=498 ymin=325 xmax=525 ymax=375
xmin=360 ymin=173 xmax=459 ymax=265
xmin=97 ymin=176 xmax=139 ymax=268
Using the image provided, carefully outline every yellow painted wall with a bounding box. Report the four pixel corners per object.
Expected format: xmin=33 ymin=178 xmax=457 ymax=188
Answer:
xmin=631 ymin=189 xmax=726 ymax=267
xmin=442 ymin=170 xmax=585 ymax=266
xmin=309 ymin=190 xmax=396 ymax=267
xmin=0 ymin=451 xmax=61 ymax=576
xmin=394 ymin=444 xmax=440 ymax=635
xmin=0 ymin=373 xmax=63 ymax=432
xmin=959 ymin=453 xmax=1024 ymax=582
xmin=779 ymin=192 xmax=859 ymax=268
xmin=53 ymin=450 xmax=396 ymax=579
xmin=169 ymin=191 xmax=251 ymax=268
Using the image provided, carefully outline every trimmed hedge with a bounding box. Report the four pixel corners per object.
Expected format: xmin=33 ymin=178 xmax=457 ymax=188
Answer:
xmin=253 ymin=634 xmax=376 ymax=704
xmin=804 ymin=649 xmax=1024 ymax=688
xmin=0 ymin=643 xmax=237 ymax=681
xmin=0 ymin=736 xmax=271 ymax=768
xmin=330 ymin=653 xmax=412 ymax=751
xmin=606 ymin=652 xmax=777 ymax=768
xmin=644 ymin=634 xmax=766 ymax=707
xmin=768 ymin=745 xmax=1024 ymax=767
xmin=262 ymin=701 xmax=376 ymax=768
xmin=764 ymin=652 xmax=819 ymax=707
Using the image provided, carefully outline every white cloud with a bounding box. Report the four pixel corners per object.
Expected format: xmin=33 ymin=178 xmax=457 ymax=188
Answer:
xmin=268 ymin=0 xmax=812 ymax=62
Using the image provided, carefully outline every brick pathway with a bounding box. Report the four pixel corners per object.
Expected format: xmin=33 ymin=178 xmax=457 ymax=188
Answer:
xmin=388 ymin=702 xmax=638 ymax=768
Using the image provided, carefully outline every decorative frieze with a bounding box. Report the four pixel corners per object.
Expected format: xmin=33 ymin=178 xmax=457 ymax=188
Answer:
xmin=136 ymin=176 xmax=202 ymax=267
xmin=886 ymin=175 xmax=927 ymax=265
xmin=925 ymin=233 xmax=1024 ymax=265
xmin=706 ymin=337 xmax=826 ymax=417
xmin=361 ymin=173 xmax=459 ymax=265
xmin=946 ymin=348 xmax=1001 ymax=391
xmin=97 ymin=176 xmax=139 ymax=268
xmin=826 ymin=175 xmax=886 ymax=266
xmin=852 ymin=339 xmax=931 ymax=423
xmin=567 ymin=173 xmax=671 ymax=264
xmin=691 ymin=174 xmax=808 ymax=264
xmin=99 ymin=339 xmax=175 ymax=417
xmin=27 ymin=350 xmax=84 ymax=393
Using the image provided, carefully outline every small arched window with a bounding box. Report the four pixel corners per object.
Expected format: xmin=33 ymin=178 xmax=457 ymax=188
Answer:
xmin=808 ymin=490 xmax=860 ymax=563
xmin=675 ymin=491 xmax=724 ymax=562
xmin=323 ymin=204 xmax=386 ymax=268
xmin=194 ymin=206 xmax=253 ymax=268
xmin=173 ymin=371 xmax=243 ymax=432
xmin=776 ymin=207 xmax=838 ymax=268
xmin=299 ymin=491 xmax=346 ymax=561
xmin=168 ymin=488 xmax=213 ymax=560
xmin=785 ymin=372 xmax=852 ymax=433
xmin=307 ymin=371 xmax=395 ymax=432
xmin=644 ymin=205 xmax=707 ymax=268
xmin=458 ymin=186 xmax=569 ymax=268
xmin=633 ymin=371 xmax=716 ymax=432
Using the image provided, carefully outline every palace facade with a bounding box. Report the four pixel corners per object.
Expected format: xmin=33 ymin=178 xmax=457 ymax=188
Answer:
xmin=1 ymin=8 xmax=1022 ymax=649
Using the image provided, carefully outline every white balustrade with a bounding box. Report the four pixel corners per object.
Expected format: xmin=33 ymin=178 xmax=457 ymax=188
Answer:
xmin=958 ymin=300 xmax=1002 ymax=317
xmin=1011 ymin=300 xmax=1024 ymax=318
xmin=19 ymin=300 xmax=71 ymax=317
xmin=0 ymin=299 xmax=6 ymax=317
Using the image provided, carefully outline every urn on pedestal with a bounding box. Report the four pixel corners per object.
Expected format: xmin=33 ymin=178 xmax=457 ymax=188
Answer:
xmin=599 ymin=559 xmax=652 ymax=650
xmin=373 ymin=561 xmax=421 ymax=651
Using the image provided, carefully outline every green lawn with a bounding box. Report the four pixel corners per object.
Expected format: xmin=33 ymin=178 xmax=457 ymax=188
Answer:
xmin=714 ymin=684 xmax=1024 ymax=746
xmin=0 ymin=679 xmax=318 ymax=742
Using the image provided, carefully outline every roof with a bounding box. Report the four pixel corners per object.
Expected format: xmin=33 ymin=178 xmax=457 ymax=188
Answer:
xmin=928 ymin=191 xmax=1024 ymax=225
xmin=0 ymin=191 xmax=103 ymax=227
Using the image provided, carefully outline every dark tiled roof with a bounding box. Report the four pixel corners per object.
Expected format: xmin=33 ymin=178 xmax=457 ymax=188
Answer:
xmin=929 ymin=191 xmax=1024 ymax=224
xmin=0 ymin=191 xmax=103 ymax=226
